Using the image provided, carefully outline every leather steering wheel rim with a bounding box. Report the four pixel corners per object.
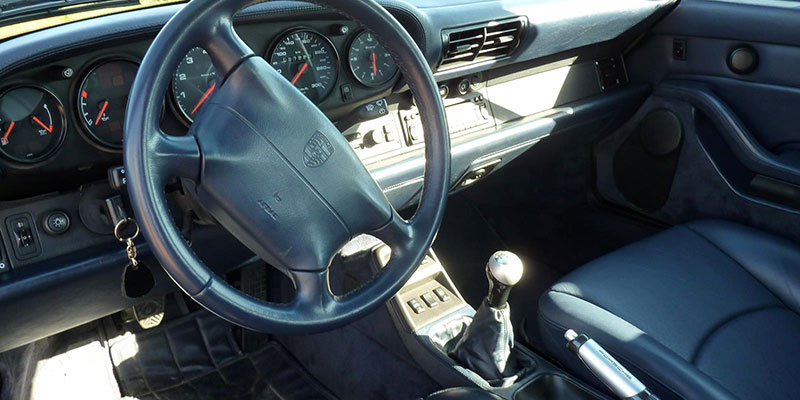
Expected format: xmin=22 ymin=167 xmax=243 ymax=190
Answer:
xmin=124 ymin=0 xmax=450 ymax=334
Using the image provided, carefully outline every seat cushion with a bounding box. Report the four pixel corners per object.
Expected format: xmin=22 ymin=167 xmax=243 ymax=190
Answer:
xmin=538 ymin=219 xmax=800 ymax=400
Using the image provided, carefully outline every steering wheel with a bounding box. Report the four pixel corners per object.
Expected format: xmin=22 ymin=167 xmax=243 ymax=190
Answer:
xmin=124 ymin=0 xmax=450 ymax=334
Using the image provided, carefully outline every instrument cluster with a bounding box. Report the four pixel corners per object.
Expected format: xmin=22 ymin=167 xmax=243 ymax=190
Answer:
xmin=0 ymin=25 xmax=399 ymax=165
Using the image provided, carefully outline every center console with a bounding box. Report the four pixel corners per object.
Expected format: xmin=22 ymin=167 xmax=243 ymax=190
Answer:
xmin=370 ymin=246 xmax=609 ymax=400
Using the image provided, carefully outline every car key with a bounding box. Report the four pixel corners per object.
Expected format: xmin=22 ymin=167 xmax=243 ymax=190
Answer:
xmin=115 ymin=217 xmax=140 ymax=269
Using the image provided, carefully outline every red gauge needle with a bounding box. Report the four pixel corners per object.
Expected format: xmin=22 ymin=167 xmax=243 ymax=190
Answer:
xmin=291 ymin=62 xmax=309 ymax=85
xmin=191 ymin=82 xmax=216 ymax=115
xmin=95 ymin=100 xmax=109 ymax=126
xmin=32 ymin=116 xmax=52 ymax=133
xmin=2 ymin=121 xmax=15 ymax=143
xmin=372 ymin=52 xmax=378 ymax=76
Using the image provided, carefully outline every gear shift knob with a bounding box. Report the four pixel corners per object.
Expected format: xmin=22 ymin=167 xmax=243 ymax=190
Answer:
xmin=486 ymin=251 xmax=523 ymax=308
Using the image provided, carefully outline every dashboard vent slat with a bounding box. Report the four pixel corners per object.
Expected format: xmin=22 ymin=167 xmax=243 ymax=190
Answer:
xmin=440 ymin=17 xmax=526 ymax=71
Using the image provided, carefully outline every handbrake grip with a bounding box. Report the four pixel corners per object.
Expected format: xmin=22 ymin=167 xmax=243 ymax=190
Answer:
xmin=565 ymin=329 xmax=660 ymax=400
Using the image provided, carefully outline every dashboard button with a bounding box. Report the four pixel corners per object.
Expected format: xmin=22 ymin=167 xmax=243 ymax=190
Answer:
xmin=438 ymin=84 xmax=450 ymax=98
xmin=43 ymin=211 xmax=70 ymax=235
xmin=421 ymin=292 xmax=439 ymax=308
xmin=433 ymin=287 xmax=451 ymax=302
xmin=457 ymin=78 xmax=470 ymax=95
xmin=340 ymin=84 xmax=353 ymax=101
xmin=407 ymin=299 xmax=425 ymax=314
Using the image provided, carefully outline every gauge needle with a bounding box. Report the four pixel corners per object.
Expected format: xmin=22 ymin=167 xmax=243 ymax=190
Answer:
xmin=2 ymin=121 xmax=15 ymax=143
xmin=191 ymin=82 xmax=216 ymax=115
xmin=372 ymin=52 xmax=378 ymax=76
xmin=291 ymin=62 xmax=309 ymax=85
xmin=95 ymin=100 xmax=109 ymax=126
xmin=32 ymin=116 xmax=53 ymax=133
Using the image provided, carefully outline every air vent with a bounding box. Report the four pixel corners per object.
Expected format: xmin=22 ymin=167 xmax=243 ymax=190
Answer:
xmin=440 ymin=17 xmax=526 ymax=70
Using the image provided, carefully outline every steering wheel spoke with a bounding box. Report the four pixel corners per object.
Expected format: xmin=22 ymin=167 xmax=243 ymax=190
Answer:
xmin=373 ymin=211 xmax=415 ymax=254
xmin=290 ymin=269 xmax=337 ymax=312
xmin=148 ymin=129 xmax=201 ymax=182
xmin=201 ymin=14 xmax=254 ymax=83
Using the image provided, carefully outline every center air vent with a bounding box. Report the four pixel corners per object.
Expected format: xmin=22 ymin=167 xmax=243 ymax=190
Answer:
xmin=440 ymin=17 xmax=526 ymax=70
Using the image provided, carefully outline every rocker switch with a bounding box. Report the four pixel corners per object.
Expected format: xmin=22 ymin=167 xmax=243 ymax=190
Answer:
xmin=421 ymin=292 xmax=439 ymax=308
xmin=433 ymin=287 xmax=451 ymax=302
xmin=407 ymin=299 xmax=426 ymax=314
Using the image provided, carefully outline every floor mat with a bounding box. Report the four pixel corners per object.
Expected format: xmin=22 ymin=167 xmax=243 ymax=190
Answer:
xmin=108 ymin=311 xmax=336 ymax=400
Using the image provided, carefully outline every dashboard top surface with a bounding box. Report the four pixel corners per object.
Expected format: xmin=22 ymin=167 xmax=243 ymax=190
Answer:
xmin=0 ymin=0 xmax=675 ymax=200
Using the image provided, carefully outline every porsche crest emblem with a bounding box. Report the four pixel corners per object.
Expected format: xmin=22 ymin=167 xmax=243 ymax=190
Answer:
xmin=303 ymin=131 xmax=334 ymax=168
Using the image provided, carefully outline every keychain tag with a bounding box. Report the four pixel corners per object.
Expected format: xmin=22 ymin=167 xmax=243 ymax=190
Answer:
xmin=115 ymin=218 xmax=155 ymax=298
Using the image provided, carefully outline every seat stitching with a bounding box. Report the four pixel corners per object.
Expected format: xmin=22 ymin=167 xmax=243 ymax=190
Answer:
xmin=539 ymin=292 xmax=684 ymax=399
xmin=689 ymin=304 xmax=786 ymax=365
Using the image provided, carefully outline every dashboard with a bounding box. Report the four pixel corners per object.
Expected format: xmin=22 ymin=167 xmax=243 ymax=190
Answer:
xmin=0 ymin=0 xmax=676 ymax=353
xmin=0 ymin=16 xmax=406 ymax=200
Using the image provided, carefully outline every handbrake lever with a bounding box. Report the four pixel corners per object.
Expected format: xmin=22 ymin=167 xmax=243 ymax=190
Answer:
xmin=565 ymin=329 xmax=660 ymax=400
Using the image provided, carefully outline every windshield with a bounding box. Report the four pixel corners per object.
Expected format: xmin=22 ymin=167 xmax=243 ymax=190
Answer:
xmin=0 ymin=0 xmax=185 ymax=41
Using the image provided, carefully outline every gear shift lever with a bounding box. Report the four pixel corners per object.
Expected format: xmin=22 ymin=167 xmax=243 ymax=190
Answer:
xmin=486 ymin=251 xmax=524 ymax=308
xmin=450 ymin=251 xmax=524 ymax=381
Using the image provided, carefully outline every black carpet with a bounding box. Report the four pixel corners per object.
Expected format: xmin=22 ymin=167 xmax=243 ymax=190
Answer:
xmin=432 ymin=131 xmax=662 ymax=350
xmin=276 ymin=253 xmax=443 ymax=400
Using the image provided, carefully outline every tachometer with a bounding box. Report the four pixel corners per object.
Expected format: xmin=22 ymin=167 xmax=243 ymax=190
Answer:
xmin=0 ymin=86 xmax=66 ymax=163
xmin=77 ymin=60 xmax=139 ymax=148
xmin=172 ymin=47 xmax=217 ymax=124
xmin=268 ymin=29 xmax=338 ymax=104
xmin=348 ymin=31 xmax=398 ymax=87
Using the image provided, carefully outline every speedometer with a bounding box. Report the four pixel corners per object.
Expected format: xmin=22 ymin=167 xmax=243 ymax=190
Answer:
xmin=268 ymin=29 xmax=338 ymax=104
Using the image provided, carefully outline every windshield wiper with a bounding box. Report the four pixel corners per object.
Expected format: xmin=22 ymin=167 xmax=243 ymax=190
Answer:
xmin=0 ymin=0 xmax=140 ymax=26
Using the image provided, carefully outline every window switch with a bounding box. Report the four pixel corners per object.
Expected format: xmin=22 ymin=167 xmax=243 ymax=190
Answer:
xmin=421 ymin=292 xmax=439 ymax=308
xmin=407 ymin=299 xmax=425 ymax=314
xmin=433 ymin=287 xmax=451 ymax=302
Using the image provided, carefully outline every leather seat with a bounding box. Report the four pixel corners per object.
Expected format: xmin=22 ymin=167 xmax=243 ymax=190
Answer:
xmin=538 ymin=219 xmax=800 ymax=400
xmin=425 ymin=387 xmax=503 ymax=400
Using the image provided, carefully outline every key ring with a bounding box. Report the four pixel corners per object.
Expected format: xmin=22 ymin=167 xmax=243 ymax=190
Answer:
xmin=114 ymin=217 xmax=140 ymax=242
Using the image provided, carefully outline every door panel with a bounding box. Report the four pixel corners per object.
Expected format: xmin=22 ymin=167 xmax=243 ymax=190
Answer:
xmin=594 ymin=0 xmax=800 ymax=242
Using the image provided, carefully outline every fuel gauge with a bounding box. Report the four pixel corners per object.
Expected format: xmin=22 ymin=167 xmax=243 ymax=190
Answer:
xmin=0 ymin=86 xmax=66 ymax=163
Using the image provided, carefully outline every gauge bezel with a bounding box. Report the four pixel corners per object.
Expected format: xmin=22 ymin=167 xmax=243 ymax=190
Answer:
xmin=170 ymin=47 xmax=216 ymax=127
xmin=75 ymin=57 xmax=141 ymax=150
xmin=0 ymin=85 xmax=67 ymax=164
xmin=347 ymin=30 xmax=400 ymax=88
xmin=266 ymin=27 xmax=341 ymax=105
